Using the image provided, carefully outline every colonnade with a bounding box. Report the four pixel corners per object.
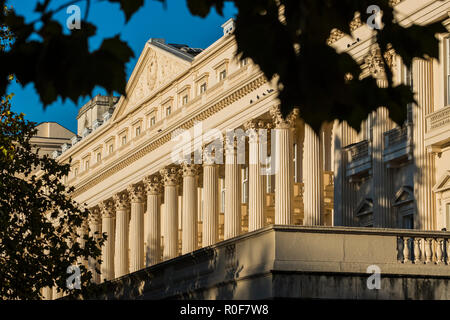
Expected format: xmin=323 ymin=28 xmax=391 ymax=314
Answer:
xmin=78 ymin=106 xmax=326 ymax=285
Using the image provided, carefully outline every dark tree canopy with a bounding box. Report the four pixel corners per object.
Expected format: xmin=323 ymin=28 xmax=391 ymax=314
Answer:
xmin=0 ymin=0 xmax=447 ymax=133
xmin=0 ymin=11 xmax=105 ymax=299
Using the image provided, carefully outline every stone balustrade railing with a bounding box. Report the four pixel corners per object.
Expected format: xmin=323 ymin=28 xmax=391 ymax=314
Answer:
xmin=385 ymin=125 xmax=408 ymax=148
xmin=397 ymin=233 xmax=450 ymax=265
xmin=425 ymin=105 xmax=450 ymax=133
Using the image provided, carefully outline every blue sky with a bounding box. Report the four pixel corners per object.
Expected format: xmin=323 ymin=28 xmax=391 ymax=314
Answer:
xmin=7 ymin=0 xmax=237 ymax=133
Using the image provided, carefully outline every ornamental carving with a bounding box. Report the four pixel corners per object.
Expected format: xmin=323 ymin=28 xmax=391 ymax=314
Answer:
xmin=128 ymin=49 xmax=187 ymax=108
xmin=269 ymin=105 xmax=299 ymax=129
xmin=99 ymin=199 xmax=115 ymax=219
xmin=127 ymin=184 xmax=145 ymax=203
xmin=88 ymin=207 xmax=102 ymax=225
xmin=160 ymin=167 xmax=181 ymax=186
xmin=144 ymin=175 xmax=162 ymax=195
xmin=71 ymin=74 xmax=267 ymax=198
xmin=244 ymin=119 xmax=272 ymax=142
xmin=113 ymin=192 xmax=130 ymax=211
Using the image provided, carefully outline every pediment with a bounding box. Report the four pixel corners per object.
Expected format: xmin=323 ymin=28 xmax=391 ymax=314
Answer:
xmin=112 ymin=40 xmax=192 ymax=120
xmin=433 ymin=170 xmax=450 ymax=193
xmin=393 ymin=186 xmax=414 ymax=206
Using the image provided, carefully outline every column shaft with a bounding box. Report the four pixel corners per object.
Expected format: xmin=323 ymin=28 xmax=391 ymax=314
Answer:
xmin=274 ymin=127 xmax=293 ymax=224
xmin=413 ymin=59 xmax=435 ymax=230
xmin=182 ymin=164 xmax=199 ymax=254
xmin=160 ymin=167 xmax=180 ymax=260
xmin=248 ymin=127 xmax=265 ymax=231
xmin=224 ymin=144 xmax=241 ymax=239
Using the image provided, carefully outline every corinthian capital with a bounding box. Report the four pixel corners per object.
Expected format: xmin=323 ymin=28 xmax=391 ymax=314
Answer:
xmin=143 ymin=175 xmax=162 ymax=195
xmin=269 ymin=105 xmax=299 ymax=129
xmin=99 ymin=199 xmax=115 ymax=219
xmin=113 ymin=192 xmax=130 ymax=211
xmin=127 ymin=184 xmax=145 ymax=203
xmin=160 ymin=166 xmax=181 ymax=186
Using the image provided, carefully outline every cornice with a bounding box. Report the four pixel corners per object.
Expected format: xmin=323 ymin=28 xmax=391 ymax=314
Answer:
xmin=70 ymin=72 xmax=268 ymax=198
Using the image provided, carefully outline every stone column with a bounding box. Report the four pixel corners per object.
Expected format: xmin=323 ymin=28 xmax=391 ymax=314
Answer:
xmin=128 ymin=184 xmax=145 ymax=273
xmin=143 ymin=175 xmax=162 ymax=266
xmin=203 ymin=156 xmax=219 ymax=246
xmin=270 ymin=106 xmax=299 ymax=225
xmin=332 ymin=120 xmax=357 ymax=226
xmin=303 ymin=123 xmax=322 ymax=226
xmin=245 ymin=120 xmax=266 ymax=231
xmin=181 ymin=163 xmax=200 ymax=254
xmin=160 ymin=167 xmax=180 ymax=260
xmin=99 ymin=199 xmax=115 ymax=281
xmin=413 ymin=58 xmax=436 ymax=230
xmin=113 ymin=192 xmax=130 ymax=278
xmin=88 ymin=206 xmax=102 ymax=284
xmin=224 ymin=134 xmax=241 ymax=239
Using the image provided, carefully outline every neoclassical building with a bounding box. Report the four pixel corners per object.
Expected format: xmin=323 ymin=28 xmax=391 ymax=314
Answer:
xmin=43 ymin=0 xmax=450 ymax=299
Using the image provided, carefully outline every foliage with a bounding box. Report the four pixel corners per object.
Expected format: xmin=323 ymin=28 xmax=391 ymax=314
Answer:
xmin=0 ymin=8 xmax=106 ymax=300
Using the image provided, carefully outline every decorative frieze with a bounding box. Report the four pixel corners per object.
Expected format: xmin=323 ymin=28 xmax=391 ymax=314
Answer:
xmin=144 ymin=175 xmax=162 ymax=195
xmin=127 ymin=184 xmax=145 ymax=203
xmin=99 ymin=199 xmax=115 ymax=219
xmin=160 ymin=167 xmax=181 ymax=186
xmin=113 ymin=192 xmax=130 ymax=210
xmin=70 ymin=74 xmax=268 ymax=198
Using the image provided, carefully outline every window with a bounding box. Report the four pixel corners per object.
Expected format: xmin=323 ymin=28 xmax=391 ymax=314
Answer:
xmin=166 ymin=106 xmax=172 ymax=116
xmin=266 ymin=156 xmax=273 ymax=193
xmin=182 ymin=95 xmax=188 ymax=105
xmin=150 ymin=116 xmax=156 ymax=127
xmin=402 ymin=214 xmax=414 ymax=229
xmin=121 ymin=135 xmax=127 ymax=146
xmin=242 ymin=167 xmax=248 ymax=204
xmin=220 ymin=179 xmax=226 ymax=213
xmin=446 ymin=203 xmax=450 ymax=230
xmin=96 ymin=152 xmax=101 ymax=163
xmin=240 ymin=58 xmax=248 ymax=68
xmin=74 ymin=167 xmax=78 ymax=177
xmin=219 ymin=70 xmax=227 ymax=81
xmin=200 ymin=83 xmax=207 ymax=94
xmin=109 ymin=144 xmax=114 ymax=154
xmin=135 ymin=126 xmax=141 ymax=137
xmin=85 ymin=160 xmax=89 ymax=171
